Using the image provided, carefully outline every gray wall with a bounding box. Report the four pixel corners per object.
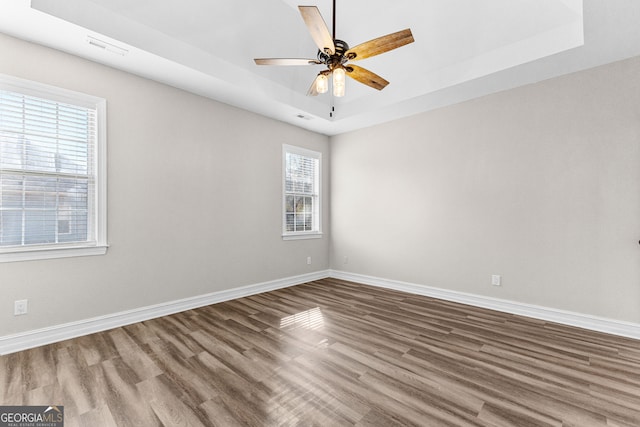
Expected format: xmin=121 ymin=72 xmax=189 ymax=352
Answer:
xmin=0 ymin=33 xmax=330 ymax=336
xmin=331 ymin=56 xmax=640 ymax=323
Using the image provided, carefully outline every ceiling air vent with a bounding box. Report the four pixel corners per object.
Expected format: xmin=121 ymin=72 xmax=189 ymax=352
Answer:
xmin=87 ymin=36 xmax=128 ymax=56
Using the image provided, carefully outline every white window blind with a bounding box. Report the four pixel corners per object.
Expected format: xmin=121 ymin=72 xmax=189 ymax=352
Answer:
xmin=0 ymin=75 xmax=107 ymax=261
xmin=283 ymin=145 xmax=321 ymax=238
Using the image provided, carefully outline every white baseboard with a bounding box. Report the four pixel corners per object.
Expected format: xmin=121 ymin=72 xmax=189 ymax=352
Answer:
xmin=329 ymin=270 xmax=640 ymax=340
xmin=3 ymin=269 xmax=638 ymax=355
xmin=0 ymin=270 xmax=331 ymax=355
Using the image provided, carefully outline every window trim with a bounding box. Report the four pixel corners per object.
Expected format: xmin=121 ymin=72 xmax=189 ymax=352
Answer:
xmin=282 ymin=144 xmax=322 ymax=240
xmin=0 ymin=74 xmax=108 ymax=262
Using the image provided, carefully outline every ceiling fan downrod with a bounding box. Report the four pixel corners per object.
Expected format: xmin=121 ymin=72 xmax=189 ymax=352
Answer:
xmin=332 ymin=0 xmax=336 ymax=39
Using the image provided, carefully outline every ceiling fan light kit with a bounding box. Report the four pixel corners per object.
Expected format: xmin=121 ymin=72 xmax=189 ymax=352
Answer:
xmin=254 ymin=1 xmax=414 ymax=99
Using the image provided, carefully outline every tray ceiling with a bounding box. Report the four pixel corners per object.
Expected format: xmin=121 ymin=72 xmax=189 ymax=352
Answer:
xmin=1 ymin=1 xmax=640 ymax=135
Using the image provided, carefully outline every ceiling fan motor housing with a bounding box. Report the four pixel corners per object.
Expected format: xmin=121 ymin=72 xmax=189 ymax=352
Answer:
xmin=317 ymin=39 xmax=350 ymax=69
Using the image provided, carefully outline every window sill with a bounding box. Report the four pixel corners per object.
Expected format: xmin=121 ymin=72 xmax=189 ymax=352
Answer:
xmin=282 ymin=232 xmax=323 ymax=241
xmin=0 ymin=244 xmax=109 ymax=263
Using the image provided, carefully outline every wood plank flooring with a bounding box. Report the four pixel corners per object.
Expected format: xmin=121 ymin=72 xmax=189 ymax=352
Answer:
xmin=1 ymin=278 xmax=640 ymax=426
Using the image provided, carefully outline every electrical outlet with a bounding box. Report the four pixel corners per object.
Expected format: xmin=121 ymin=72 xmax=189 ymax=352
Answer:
xmin=491 ymin=275 xmax=501 ymax=286
xmin=14 ymin=299 xmax=28 ymax=316
xmin=306 ymin=256 xmax=312 ymax=265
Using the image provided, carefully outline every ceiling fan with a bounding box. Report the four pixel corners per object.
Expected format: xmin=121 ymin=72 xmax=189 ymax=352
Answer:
xmin=254 ymin=0 xmax=414 ymax=98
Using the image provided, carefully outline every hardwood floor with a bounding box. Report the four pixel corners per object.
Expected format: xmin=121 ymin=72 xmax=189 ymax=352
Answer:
xmin=1 ymin=278 xmax=640 ymax=426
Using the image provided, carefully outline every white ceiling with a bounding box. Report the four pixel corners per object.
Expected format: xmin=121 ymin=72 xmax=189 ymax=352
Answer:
xmin=1 ymin=0 xmax=640 ymax=135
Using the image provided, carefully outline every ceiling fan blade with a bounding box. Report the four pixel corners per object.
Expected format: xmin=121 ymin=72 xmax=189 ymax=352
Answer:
xmin=298 ymin=6 xmax=335 ymax=55
xmin=345 ymin=65 xmax=389 ymax=91
xmin=346 ymin=29 xmax=414 ymax=61
xmin=254 ymin=58 xmax=321 ymax=66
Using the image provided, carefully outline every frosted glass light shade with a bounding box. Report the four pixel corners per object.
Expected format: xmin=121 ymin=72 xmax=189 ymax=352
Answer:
xmin=316 ymin=74 xmax=328 ymax=93
xmin=333 ymin=67 xmax=345 ymax=97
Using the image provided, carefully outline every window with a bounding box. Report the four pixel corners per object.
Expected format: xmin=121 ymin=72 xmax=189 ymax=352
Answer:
xmin=0 ymin=74 xmax=107 ymax=262
xmin=283 ymin=145 xmax=321 ymax=240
